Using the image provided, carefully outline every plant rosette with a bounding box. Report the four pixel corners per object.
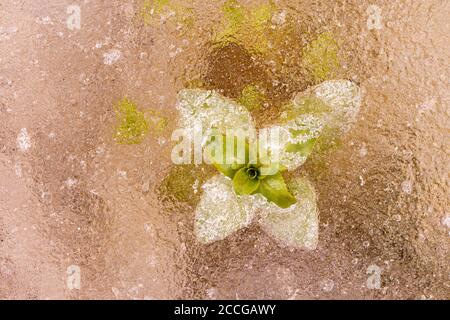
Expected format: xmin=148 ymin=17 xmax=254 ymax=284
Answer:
xmin=175 ymin=80 xmax=361 ymax=249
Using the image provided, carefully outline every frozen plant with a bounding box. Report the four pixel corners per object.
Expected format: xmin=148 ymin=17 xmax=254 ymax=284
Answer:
xmin=175 ymin=80 xmax=361 ymax=249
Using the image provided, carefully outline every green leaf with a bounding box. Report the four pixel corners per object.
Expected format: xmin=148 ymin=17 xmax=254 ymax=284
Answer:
xmin=259 ymin=162 xmax=282 ymax=177
xmin=259 ymin=173 xmax=297 ymax=208
xmin=205 ymin=134 xmax=243 ymax=178
xmin=233 ymin=168 xmax=260 ymax=195
xmin=285 ymin=138 xmax=317 ymax=157
xmin=205 ymin=133 xmax=252 ymax=178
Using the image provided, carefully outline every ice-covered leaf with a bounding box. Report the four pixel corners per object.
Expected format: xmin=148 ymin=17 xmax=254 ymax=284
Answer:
xmin=264 ymin=80 xmax=361 ymax=170
xmin=259 ymin=176 xmax=319 ymax=250
xmin=176 ymin=89 xmax=255 ymax=145
xmin=265 ymin=115 xmax=325 ymax=171
xmin=194 ymin=175 xmax=254 ymax=244
xmin=294 ymin=80 xmax=361 ymax=133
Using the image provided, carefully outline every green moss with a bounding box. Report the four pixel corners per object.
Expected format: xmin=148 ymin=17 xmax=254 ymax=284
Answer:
xmin=222 ymin=0 xmax=246 ymax=29
xmin=288 ymin=128 xmax=311 ymax=138
xmin=114 ymin=97 xmax=149 ymax=145
xmin=184 ymin=78 xmax=205 ymax=89
xmin=314 ymin=126 xmax=342 ymax=153
xmin=140 ymin=0 xmax=170 ymax=24
xmin=303 ymin=32 xmax=340 ymax=83
xmin=215 ymin=0 xmax=277 ymax=53
xmin=140 ymin=0 xmax=195 ymax=30
xmin=146 ymin=109 xmax=169 ymax=136
xmin=158 ymin=165 xmax=213 ymax=205
xmin=238 ymin=84 xmax=266 ymax=111
xmin=295 ymin=96 xmax=331 ymax=114
xmin=249 ymin=2 xmax=274 ymax=31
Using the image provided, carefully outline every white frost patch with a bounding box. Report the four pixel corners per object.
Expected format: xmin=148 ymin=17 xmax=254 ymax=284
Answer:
xmin=14 ymin=163 xmax=22 ymax=177
xmin=206 ymin=287 xmax=218 ymax=299
xmin=17 ymin=128 xmax=31 ymax=152
xmin=192 ymin=179 xmax=199 ymax=194
xmin=441 ymin=215 xmax=450 ymax=228
xmin=36 ymin=16 xmax=53 ymax=25
xmin=157 ymin=137 xmax=166 ymax=145
xmin=401 ymin=180 xmax=413 ymax=194
xmin=103 ymin=49 xmax=122 ymax=65
xmin=272 ymin=10 xmax=287 ymax=26
xmin=168 ymin=46 xmax=183 ymax=58
xmin=359 ymin=144 xmax=368 ymax=157
xmin=0 ymin=26 xmax=18 ymax=41
xmin=359 ymin=175 xmax=365 ymax=186
xmin=321 ymin=279 xmax=335 ymax=292
xmin=66 ymin=265 xmax=81 ymax=290
xmin=417 ymin=98 xmax=436 ymax=114
xmin=65 ymin=177 xmax=78 ymax=188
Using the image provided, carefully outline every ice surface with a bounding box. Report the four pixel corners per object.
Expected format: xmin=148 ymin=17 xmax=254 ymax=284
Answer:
xmin=1 ymin=0 xmax=447 ymax=300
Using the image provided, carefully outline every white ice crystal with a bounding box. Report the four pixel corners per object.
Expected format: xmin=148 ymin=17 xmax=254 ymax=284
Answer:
xmin=17 ymin=128 xmax=31 ymax=152
xmin=401 ymin=180 xmax=413 ymax=194
xmin=65 ymin=177 xmax=78 ymax=188
xmin=103 ymin=49 xmax=122 ymax=65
